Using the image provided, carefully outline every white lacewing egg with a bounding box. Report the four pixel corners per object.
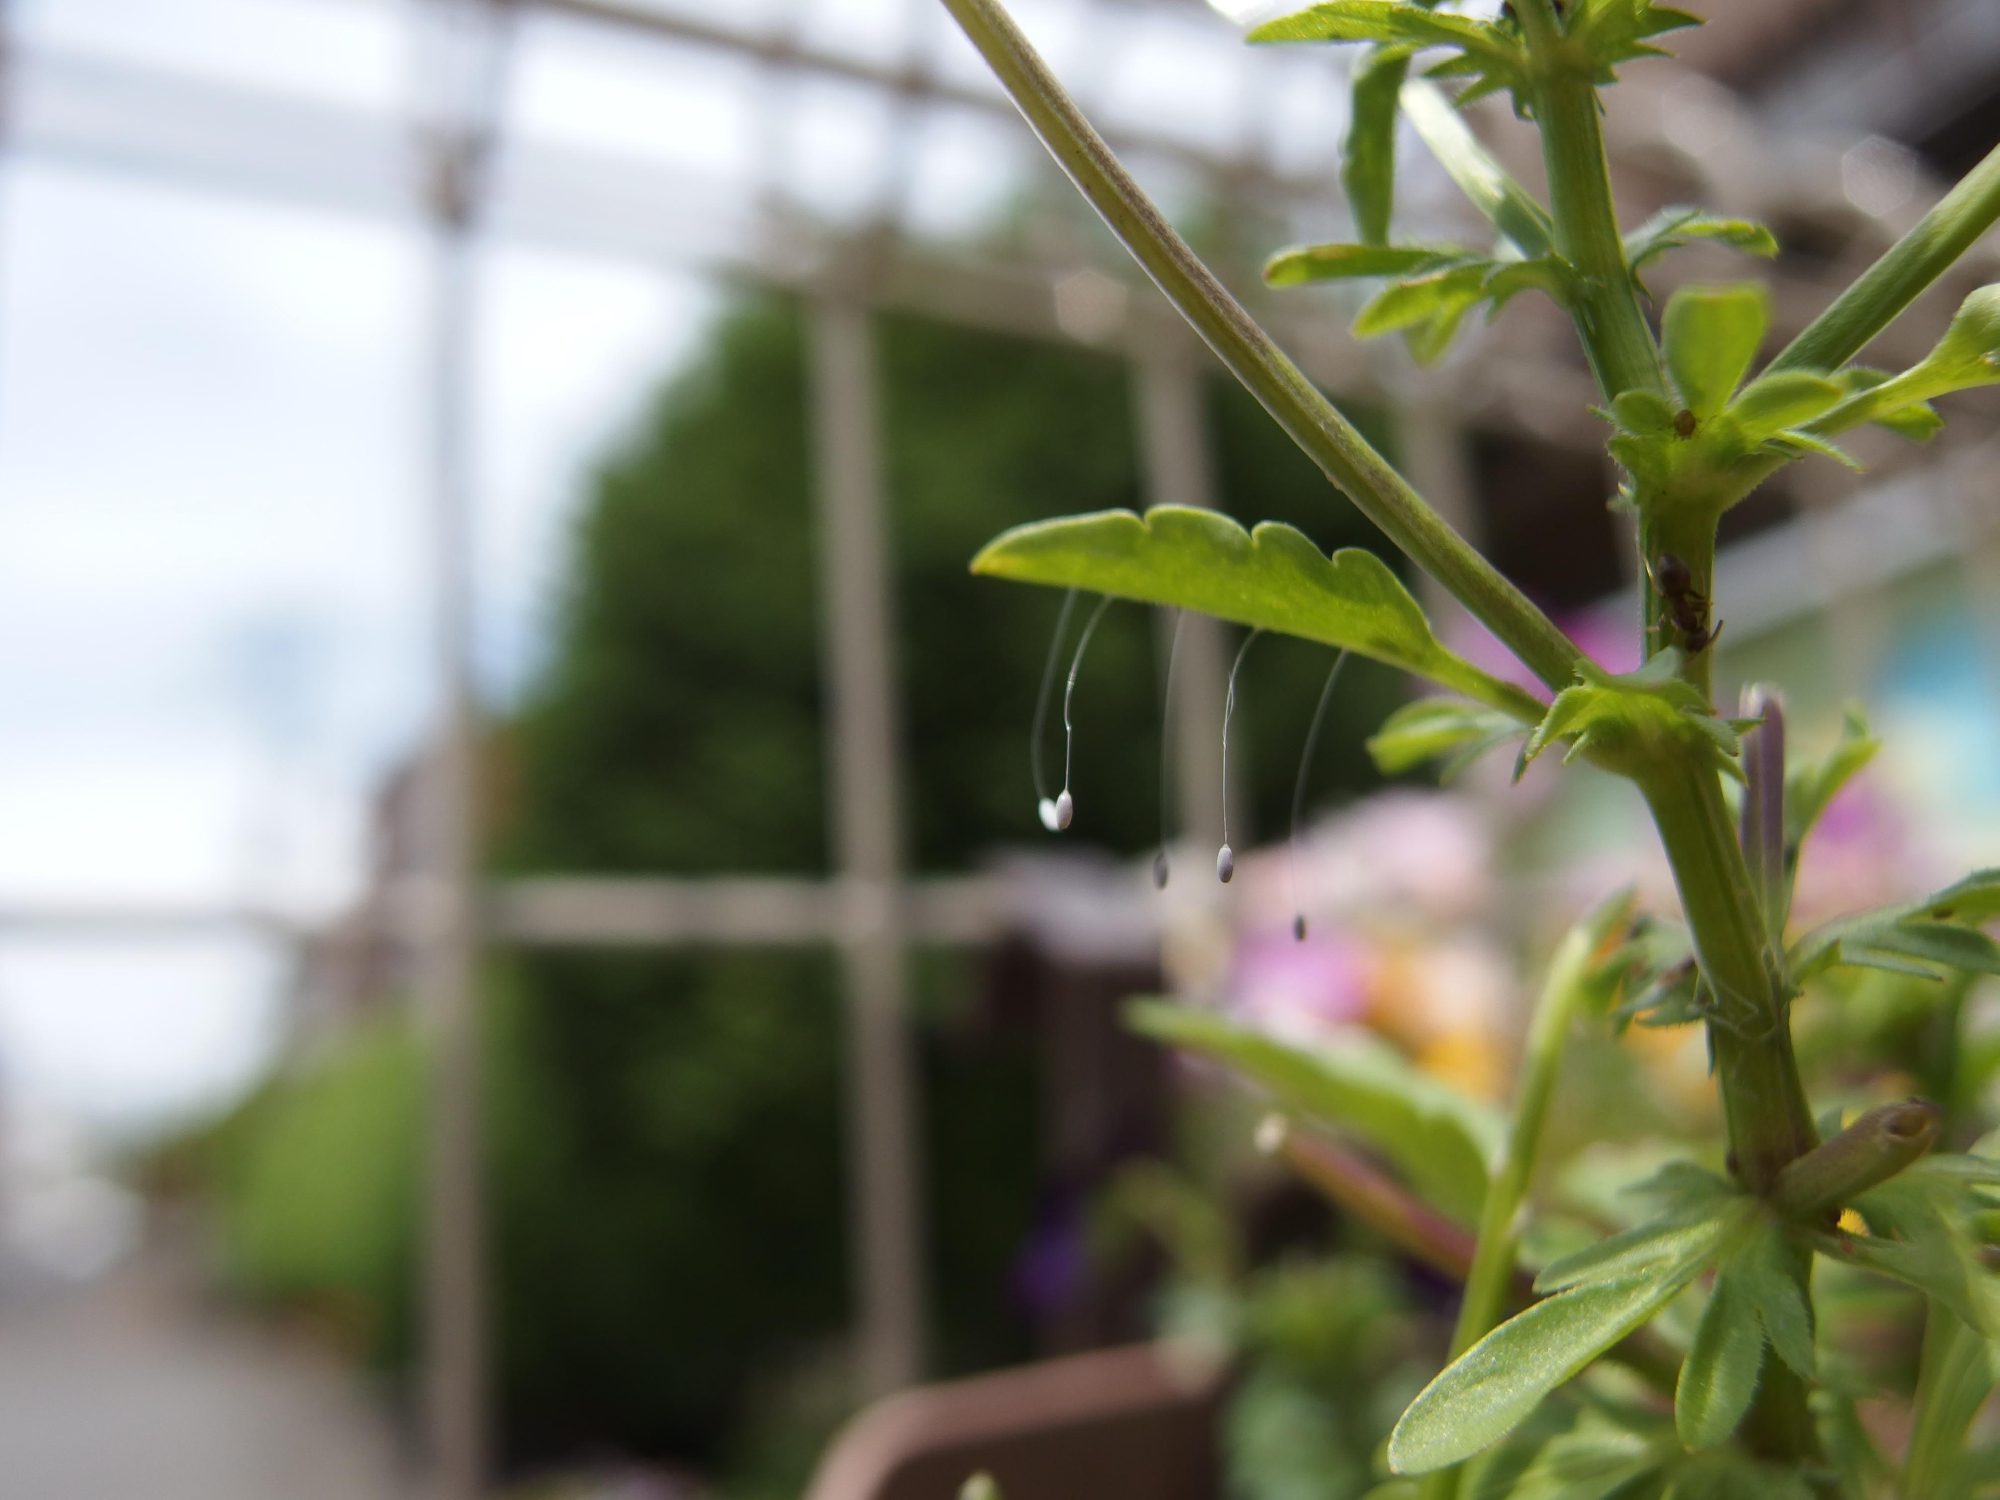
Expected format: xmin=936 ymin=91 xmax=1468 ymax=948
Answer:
xmin=1038 ymin=797 xmax=1060 ymax=831
xmin=1151 ymin=851 xmax=1169 ymax=890
xmin=1216 ymin=843 xmax=1235 ymax=883
xmin=1054 ymin=790 xmax=1073 ymax=830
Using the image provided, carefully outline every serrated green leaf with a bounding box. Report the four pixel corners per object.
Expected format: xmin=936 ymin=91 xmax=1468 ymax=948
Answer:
xmin=1264 ymin=242 xmax=1466 ymax=287
xmin=1623 ymin=206 xmax=1777 ymax=273
xmin=1344 ymin=45 xmax=1411 ymax=246
xmin=1727 ymin=372 xmax=1844 ymax=440
xmin=1399 ymin=79 xmax=1554 ymax=258
xmin=1127 ymin=1000 xmax=1501 ymax=1224
xmin=1367 ymin=696 xmax=1522 ymax=775
xmin=1734 ymin=1221 xmax=1815 ymax=1376
xmin=1663 ymin=283 xmax=1769 ymax=417
xmin=970 ymin=507 xmax=1544 ymax=718
xmin=1676 ymin=1268 xmax=1764 ymax=1449
xmin=1517 ymin=653 xmax=1730 ymax=782
xmin=1815 ymin=1166 xmax=2000 ymax=1334
xmin=1535 ymin=1198 xmax=1747 ymax=1294
xmin=1250 ymin=3 xmax=1532 ymax=111
xmin=1566 ymin=0 xmax=1702 ymax=84
xmin=1391 ymin=1199 xmax=1747 ymax=1475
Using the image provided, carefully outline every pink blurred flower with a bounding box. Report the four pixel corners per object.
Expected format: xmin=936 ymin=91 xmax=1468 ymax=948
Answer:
xmin=1790 ymin=773 xmax=1929 ymax=929
xmin=1227 ymin=928 xmax=1370 ymax=1044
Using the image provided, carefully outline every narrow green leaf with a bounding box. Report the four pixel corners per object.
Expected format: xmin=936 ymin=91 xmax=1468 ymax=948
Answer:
xmin=1767 ymin=428 xmax=1862 ymax=469
xmin=1727 ymin=372 xmax=1844 ymax=440
xmin=1367 ymin=696 xmax=1522 ymax=776
xmin=1827 ymin=368 xmax=1944 ymax=442
xmin=1790 ymin=868 xmax=2000 ymax=981
xmin=970 ymin=506 xmax=1545 ymax=719
xmin=1468 ymin=1407 xmax=1673 ymax=1500
xmin=1784 ymin=707 xmax=1879 ymax=856
xmin=1813 ymin=287 xmax=2000 ymax=435
xmin=1535 ymin=1199 xmax=1746 ymax=1294
xmin=1265 ymin=242 xmax=1463 ymax=287
xmin=1398 ymin=79 xmax=1554 ymax=259
xmin=1677 ymin=1269 xmax=1764 ymax=1448
xmin=1127 ymin=1000 xmax=1501 ymax=1224
xmin=1344 ymin=45 xmax=1411 ymax=246
xmin=1390 ymin=1220 xmax=1739 ymax=1476
xmin=1355 ymin=262 xmax=1491 ymax=337
xmin=1868 ymin=921 xmax=2000 ymax=975
xmin=1663 ymin=283 xmax=1770 ymax=417
xmin=1624 ymin=206 xmax=1778 ymax=272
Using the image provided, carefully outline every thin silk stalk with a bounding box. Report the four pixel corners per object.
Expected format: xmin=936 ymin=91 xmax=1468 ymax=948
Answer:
xmin=937 ymin=0 xmax=1581 ymax=696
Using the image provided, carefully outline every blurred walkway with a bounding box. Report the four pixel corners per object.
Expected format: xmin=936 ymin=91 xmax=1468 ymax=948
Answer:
xmin=0 ymin=1236 xmax=414 ymax=1500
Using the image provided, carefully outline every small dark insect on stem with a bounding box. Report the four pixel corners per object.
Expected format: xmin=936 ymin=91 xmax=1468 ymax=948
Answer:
xmin=1645 ymin=550 xmax=1721 ymax=654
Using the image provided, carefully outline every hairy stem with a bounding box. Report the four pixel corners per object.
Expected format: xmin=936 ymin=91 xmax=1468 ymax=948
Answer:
xmin=1771 ymin=140 xmax=2000 ymax=376
xmin=938 ymin=0 xmax=1582 ymax=695
xmin=1513 ymin=0 xmax=1665 ymax=401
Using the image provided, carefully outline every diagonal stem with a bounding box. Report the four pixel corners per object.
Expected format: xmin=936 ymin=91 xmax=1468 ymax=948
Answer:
xmin=937 ymin=0 xmax=1582 ymax=695
xmin=1770 ymin=140 xmax=2000 ymax=376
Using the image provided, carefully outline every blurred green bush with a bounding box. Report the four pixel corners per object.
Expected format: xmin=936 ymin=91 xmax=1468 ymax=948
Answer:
xmin=195 ymin=296 xmax=1406 ymax=1484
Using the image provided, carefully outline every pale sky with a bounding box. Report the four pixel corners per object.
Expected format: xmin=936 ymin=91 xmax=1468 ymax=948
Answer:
xmin=0 ymin=0 xmax=1302 ymax=1133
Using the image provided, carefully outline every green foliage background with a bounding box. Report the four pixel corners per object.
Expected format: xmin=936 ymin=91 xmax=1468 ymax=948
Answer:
xmin=197 ymin=295 xmax=1407 ymax=1481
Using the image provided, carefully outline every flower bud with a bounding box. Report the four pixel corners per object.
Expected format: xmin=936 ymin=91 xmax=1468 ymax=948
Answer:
xmin=1773 ymin=1099 xmax=1941 ymax=1220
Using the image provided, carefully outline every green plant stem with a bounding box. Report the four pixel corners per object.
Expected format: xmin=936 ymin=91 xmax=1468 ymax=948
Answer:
xmin=1418 ymin=894 xmax=1624 ymax=1500
xmin=1641 ymin=755 xmax=1824 ymax=1468
xmin=937 ymin=0 xmax=1582 ymax=696
xmin=1513 ymin=0 xmax=1665 ymax=401
xmin=1635 ymin=494 xmax=1718 ymax=699
xmin=1638 ymin=755 xmax=1816 ymax=1192
xmin=1771 ymin=140 xmax=2000 ymax=376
